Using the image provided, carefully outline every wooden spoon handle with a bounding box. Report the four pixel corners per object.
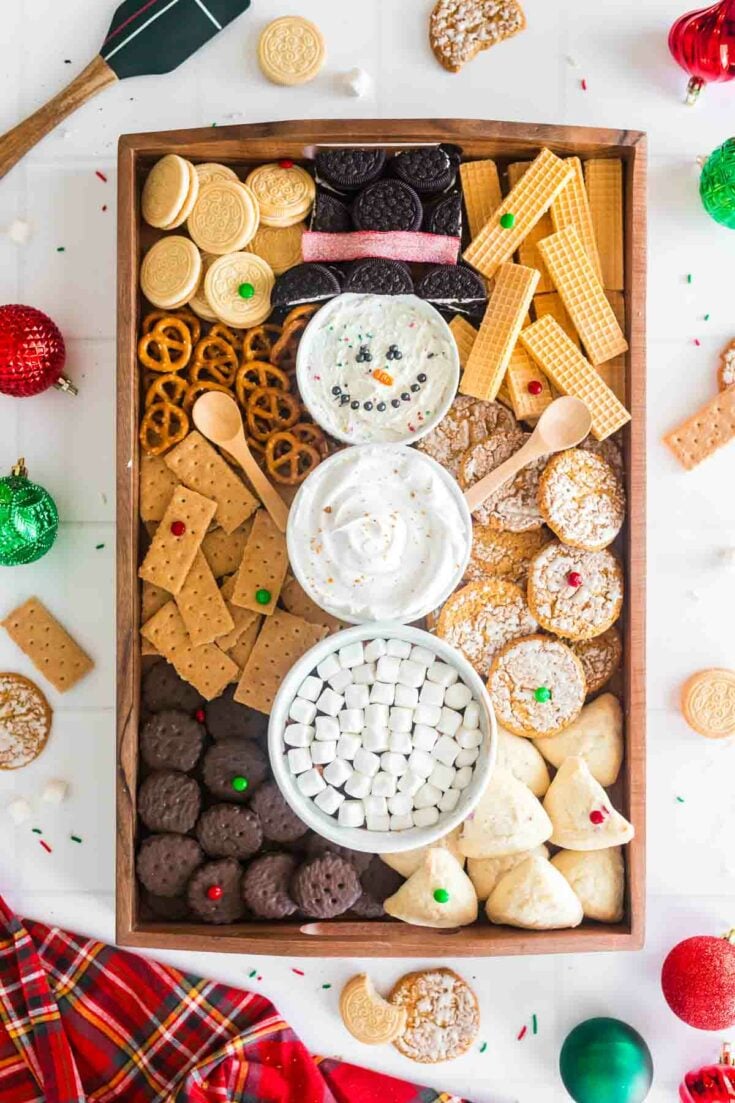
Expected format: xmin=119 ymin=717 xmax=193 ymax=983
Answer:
xmin=227 ymin=437 xmax=290 ymax=533
xmin=464 ymin=439 xmax=545 ymax=514
xmin=0 ymin=56 xmax=117 ymax=181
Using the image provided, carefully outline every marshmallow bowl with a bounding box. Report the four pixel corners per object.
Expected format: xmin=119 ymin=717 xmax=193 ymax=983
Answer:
xmin=268 ymin=623 xmax=497 ymax=854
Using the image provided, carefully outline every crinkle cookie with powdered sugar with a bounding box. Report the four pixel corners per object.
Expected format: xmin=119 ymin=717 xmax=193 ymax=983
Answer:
xmin=527 ymin=542 xmax=624 ymax=642
xmin=389 ymin=967 xmax=480 ymax=1062
xmin=436 ymin=578 xmax=537 ymax=678
xmin=430 ymin=0 xmax=526 ymax=73
xmin=417 ymin=395 xmax=517 ymax=478
xmin=538 ymin=448 xmax=626 ymax=551
xmin=571 ymin=627 xmax=623 ymax=697
xmin=487 ymin=635 xmax=586 ymax=738
xmin=460 ymin=430 xmax=547 ymax=531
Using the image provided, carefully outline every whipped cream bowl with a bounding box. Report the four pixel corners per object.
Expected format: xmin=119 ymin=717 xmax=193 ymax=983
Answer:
xmin=287 ymin=443 xmax=472 ymax=625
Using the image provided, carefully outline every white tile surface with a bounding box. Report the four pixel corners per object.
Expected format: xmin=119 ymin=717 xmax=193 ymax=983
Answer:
xmin=1 ymin=2 xmax=733 ymax=1100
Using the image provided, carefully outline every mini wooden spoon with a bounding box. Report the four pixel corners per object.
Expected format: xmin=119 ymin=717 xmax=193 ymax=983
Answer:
xmin=192 ymin=391 xmax=289 ymax=533
xmin=463 ymin=396 xmax=592 ymax=514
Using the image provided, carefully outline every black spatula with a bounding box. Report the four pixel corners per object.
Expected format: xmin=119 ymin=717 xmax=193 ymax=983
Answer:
xmin=0 ymin=0 xmax=251 ymax=181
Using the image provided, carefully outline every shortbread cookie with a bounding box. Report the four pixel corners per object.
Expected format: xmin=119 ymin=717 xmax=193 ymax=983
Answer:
xmin=246 ymin=222 xmax=305 ymax=274
xmin=389 ymin=968 xmax=480 ymax=1063
xmin=468 ymin=845 xmax=549 ymax=901
xmin=140 ymin=236 xmax=202 ymax=310
xmin=533 ymin=692 xmax=623 ymax=787
xmin=458 ymin=767 xmax=552 ymax=858
xmin=487 ymin=634 xmax=586 ymax=737
xmin=543 ymin=756 xmax=634 ymax=850
xmin=681 ymin=667 xmax=735 ymax=739
xmin=539 ymin=449 xmax=625 ymax=551
xmin=527 ymin=542 xmax=624 ymax=641
xmin=258 ymin=16 xmax=326 ymax=86
xmin=460 ymin=430 xmax=546 ymax=531
xmin=430 ymin=0 xmax=527 ymax=73
xmin=485 ymin=854 xmax=584 ymax=930
xmin=380 ymin=825 xmax=464 ymax=879
xmin=436 ymin=578 xmax=537 ymax=678
xmin=571 ymin=627 xmax=622 ymax=696
xmin=245 ymin=163 xmax=315 ymax=228
xmin=204 ymin=252 xmax=274 ymax=329
xmin=142 ymin=155 xmax=192 ymax=229
xmin=551 ymin=847 xmax=625 ymax=924
xmin=417 ymin=394 xmax=517 ymax=477
xmin=465 ymin=524 xmax=552 ymax=585
xmin=340 ymin=974 xmax=408 ymax=1045
xmin=188 ymin=181 xmax=259 ymax=254
xmin=496 ymin=725 xmax=550 ymax=796
xmin=383 ymin=848 xmax=478 ymax=929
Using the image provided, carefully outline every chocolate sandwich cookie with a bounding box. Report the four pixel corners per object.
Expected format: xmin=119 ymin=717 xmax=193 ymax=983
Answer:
xmin=202 ymin=739 xmax=268 ymax=802
xmin=140 ymin=709 xmax=205 ymax=772
xmin=351 ymin=857 xmax=404 ymax=918
xmin=136 ymin=833 xmax=203 ymax=897
xmin=315 ymin=148 xmax=387 ymax=191
xmin=344 ymin=258 xmax=414 ymax=296
xmin=312 ymin=191 xmax=352 ymax=232
xmin=426 ymin=193 xmax=462 ymax=237
xmin=205 ymin=686 xmax=267 ymax=742
xmin=291 ymin=852 xmax=362 ymax=918
xmin=138 ymin=770 xmax=201 ymax=835
xmin=142 ymin=890 xmax=191 ymax=921
xmin=249 ymin=781 xmax=308 ymax=843
xmin=352 ymin=179 xmax=423 ymax=232
xmin=305 ymin=833 xmax=373 ymax=875
xmin=417 ymin=264 xmax=487 ymax=304
xmin=196 ymin=803 xmax=263 ymax=859
xmin=272 ymin=262 xmax=342 ymax=308
xmin=391 ymin=145 xmax=456 ymax=194
xmin=187 ymin=858 xmax=245 ymax=924
xmin=242 ymin=852 xmax=298 ymax=919
xmin=142 ymin=661 xmax=204 ymax=714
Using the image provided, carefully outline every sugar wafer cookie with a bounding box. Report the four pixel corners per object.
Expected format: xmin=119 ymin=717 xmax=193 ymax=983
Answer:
xmin=459 ymin=262 xmax=539 ymax=401
xmin=550 ymin=157 xmax=603 ymax=283
xmin=460 ymin=159 xmax=502 ymax=239
xmin=584 ymin=159 xmax=624 ymax=291
xmin=533 ymin=291 xmax=580 ymax=348
xmin=449 ymin=315 xmax=478 ymax=367
xmin=663 ymin=383 xmax=735 ymax=470
xmin=507 ymin=161 xmax=554 ymax=293
xmin=597 ymin=292 xmax=627 ymax=405
xmin=505 ymin=344 xmax=553 ymax=421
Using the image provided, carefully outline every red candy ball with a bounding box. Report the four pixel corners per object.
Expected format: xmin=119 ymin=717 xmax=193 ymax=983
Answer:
xmin=195 ymin=708 xmax=206 ymax=724
xmin=0 ymin=304 xmax=71 ymax=397
xmin=279 ymin=159 xmax=294 ymax=169
xmin=170 ymin=520 xmax=186 ymax=537
xmin=589 ymin=809 xmax=606 ymax=825
xmin=527 ymin=379 xmax=543 ymax=396
xmin=567 ymin=571 xmax=583 ymax=588
xmin=662 ymin=935 xmax=735 ymax=1030
xmin=206 ymin=885 xmax=223 ymax=901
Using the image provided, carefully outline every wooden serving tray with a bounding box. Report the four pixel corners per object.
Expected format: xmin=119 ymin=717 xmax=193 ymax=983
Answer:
xmin=116 ymin=118 xmax=647 ymax=957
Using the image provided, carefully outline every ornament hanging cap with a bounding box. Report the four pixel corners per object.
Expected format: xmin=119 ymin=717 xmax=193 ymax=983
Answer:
xmin=55 ymin=375 xmax=78 ymax=396
xmin=10 ymin=457 xmax=27 ymax=478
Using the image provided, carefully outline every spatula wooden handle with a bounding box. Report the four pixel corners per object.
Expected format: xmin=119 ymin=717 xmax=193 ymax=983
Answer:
xmin=463 ymin=438 xmax=545 ymax=514
xmin=0 ymin=56 xmax=117 ymax=181
xmin=226 ymin=437 xmax=290 ymax=534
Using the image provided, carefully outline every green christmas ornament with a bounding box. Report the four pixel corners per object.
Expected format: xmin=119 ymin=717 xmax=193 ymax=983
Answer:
xmin=560 ymin=1018 xmax=653 ymax=1103
xmin=700 ymin=138 xmax=735 ymax=228
xmin=0 ymin=458 xmax=58 ymax=566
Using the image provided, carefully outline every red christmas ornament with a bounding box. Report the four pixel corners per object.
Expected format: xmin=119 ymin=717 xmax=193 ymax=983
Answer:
xmin=669 ymin=1 xmax=735 ymax=104
xmin=680 ymin=1042 xmax=735 ymax=1101
xmin=662 ymin=932 xmax=735 ymax=1030
xmin=0 ymin=305 xmax=76 ymax=398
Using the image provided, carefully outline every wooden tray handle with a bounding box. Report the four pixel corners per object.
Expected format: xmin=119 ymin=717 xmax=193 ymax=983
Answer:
xmin=0 ymin=56 xmax=117 ymax=181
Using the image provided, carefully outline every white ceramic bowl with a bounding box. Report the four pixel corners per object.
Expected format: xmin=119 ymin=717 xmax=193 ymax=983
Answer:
xmin=268 ymin=622 xmax=496 ymax=854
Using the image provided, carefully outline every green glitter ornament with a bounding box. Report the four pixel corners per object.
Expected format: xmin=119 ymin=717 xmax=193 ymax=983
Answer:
xmin=0 ymin=459 xmax=58 ymax=566
xmin=700 ymin=138 xmax=735 ymax=228
xmin=560 ymin=1018 xmax=653 ymax=1103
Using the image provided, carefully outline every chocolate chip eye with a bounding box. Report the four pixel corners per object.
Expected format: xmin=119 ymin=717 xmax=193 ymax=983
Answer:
xmin=377 ymin=402 xmax=386 ymax=412
xmin=391 ymin=398 xmax=401 ymax=408
xmin=364 ymin=401 xmax=373 ymax=411
xmin=410 ymin=383 xmax=420 ymax=392
xmin=331 ymin=385 xmax=341 ymax=395
xmin=350 ymin=400 xmax=359 ymax=410
xmin=355 ymin=345 xmax=372 ymax=363
xmin=340 ymin=393 xmax=350 ymax=405
xmin=401 ymin=392 xmax=410 ymax=401
xmin=417 ymin=373 xmax=427 ymax=383
xmin=386 ymin=344 xmax=402 ymax=361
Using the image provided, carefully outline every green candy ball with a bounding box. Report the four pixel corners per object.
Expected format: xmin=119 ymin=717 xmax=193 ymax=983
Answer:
xmin=700 ymin=138 xmax=735 ymax=229
xmin=560 ymin=1018 xmax=653 ymax=1103
xmin=0 ymin=462 xmax=58 ymax=567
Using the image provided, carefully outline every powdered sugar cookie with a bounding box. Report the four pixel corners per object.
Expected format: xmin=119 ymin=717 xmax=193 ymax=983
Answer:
xmin=436 ymin=578 xmax=537 ymax=678
xmin=485 ymin=854 xmax=583 ymax=930
xmin=460 ymin=430 xmax=546 ymax=531
xmin=416 ymin=395 xmax=517 ymax=478
xmin=542 ymin=756 xmax=634 ymax=850
xmin=389 ymin=968 xmax=480 ymax=1063
xmin=571 ymin=626 xmax=622 ymax=696
xmin=487 ymin=634 xmax=586 ymax=738
xmin=551 ymin=847 xmax=625 ymax=924
xmin=465 ymin=524 xmax=553 ymax=585
xmin=187 ymin=180 xmax=259 ymax=254
xmin=539 ymin=449 xmax=625 ymax=551
xmin=527 ymin=542 xmax=624 ymax=641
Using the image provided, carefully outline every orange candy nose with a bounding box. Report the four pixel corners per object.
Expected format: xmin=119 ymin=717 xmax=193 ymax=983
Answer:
xmin=372 ymin=369 xmax=394 ymax=386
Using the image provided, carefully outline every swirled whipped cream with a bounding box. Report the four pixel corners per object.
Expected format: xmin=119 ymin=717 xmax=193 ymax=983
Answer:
xmin=287 ymin=445 xmax=471 ymax=623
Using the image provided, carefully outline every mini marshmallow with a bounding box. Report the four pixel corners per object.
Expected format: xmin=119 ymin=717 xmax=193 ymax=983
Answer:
xmin=315 ymin=715 xmax=340 ymax=741
xmin=362 ymin=727 xmax=390 ymax=753
xmin=419 ymin=681 xmax=445 ymax=708
xmin=427 ymin=660 xmax=458 ymax=687
xmin=337 ymin=733 xmax=361 ymax=760
xmin=386 ymin=638 xmax=411 ymax=658
xmin=444 ymin=682 xmax=473 ymax=710
xmin=456 ymin=747 xmax=480 ymax=767
xmin=389 ymin=706 xmax=413 ymax=732
xmin=289 ymin=696 xmax=317 ymax=725
xmin=298 ymin=675 xmax=323 ymax=702
xmin=7 ymin=218 xmax=32 ymax=245
xmin=311 ymin=741 xmax=337 ymax=765
xmin=414 ymin=782 xmax=442 ymax=808
xmin=413 ymin=703 xmax=441 ymax=727
xmin=407 ymin=749 xmax=433 ymax=778
xmin=288 ymin=747 xmax=312 ymax=774
xmin=284 ymin=723 xmax=314 ymax=747
xmin=438 ymin=787 xmax=461 ymax=813
xmin=365 ymin=702 xmax=389 ymax=726
xmin=463 ymin=701 xmax=480 ymax=729
xmin=457 ymin=726 xmax=483 ymax=749
xmin=354 ymin=747 xmax=380 ymax=777
xmin=410 ymin=644 xmax=436 ymax=667
xmin=328 ymin=668 xmax=353 ymax=693
xmin=344 ymin=683 xmax=369 ymax=709
xmin=339 ymin=800 xmax=365 ymax=828
xmin=297 ymin=768 xmax=326 ymax=796
xmin=380 ymin=751 xmax=408 ymax=776
xmin=345 ymin=771 xmax=372 ymax=799
xmin=339 ymin=708 xmax=364 ymax=733
xmin=371 ymin=771 xmax=397 ymax=797
xmin=398 ymin=659 xmax=426 ymax=688
xmin=437 ymin=706 xmax=462 ymax=736
xmin=352 ymin=662 xmax=377 ymax=684
xmin=412 ymin=724 xmax=439 ymax=751
xmin=324 ymin=757 xmax=352 ymax=787
xmin=387 ymin=791 xmax=413 ymax=816
xmin=376 ymin=655 xmax=401 ymax=683
xmin=364 ymin=638 xmax=387 ymax=662
xmin=390 ymin=812 xmax=414 ymax=831
xmin=397 ymin=770 xmax=424 ymax=796
xmin=394 ymin=683 xmax=419 ymax=709
xmin=340 ymin=66 xmax=372 ymax=97
xmin=369 ymin=682 xmax=395 ymax=705
xmin=413 ymin=806 xmax=439 ymax=828
xmin=363 ymin=794 xmax=388 ymax=817
xmin=316 ymin=653 xmax=340 ymax=680
xmin=367 ymin=812 xmax=391 ymax=831
xmin=429 ymin=762 xmax=456 ymax=791
xmin=434 ymin=735 xmax=460 ymax=767
xmin=454 ymin=765 xmax=474 ymax=790
xmin=6 ymin=797 xmax=32 ymax=825
xmin=388 ymin=729 xmax=413 ymax=754
xmin=314 ymin=786 xmax=344 ymax=815
xmin=316 ymin=687 xmax=344 ymax=716
xmin=339 ymin=641 xmax=364 ymax=668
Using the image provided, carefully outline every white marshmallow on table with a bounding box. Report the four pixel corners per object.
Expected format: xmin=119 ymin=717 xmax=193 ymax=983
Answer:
xmin=390 ymin=812 xmax=414 ymax=831
xmin=289 ymin=697 xmax=317 ymax=725
xmin=365 ymin=702 xmax=389 ymax=727
xmin=315 ymin=715 xmax=340 ymax=741
xmin=389 ymin=706 xmax=413 ymax=732
xmin=414 ymin=703 xmax=441 ymax=727
xmin=316 ymin=687 xmax=344 ymax=717
xmin=337 ymin=733 xmax=361 ymax=760
xmin=311 ymin=741 xmax=337 ymax=765
xmin=454 ymin=765 xmax=474 ymax=790
xmin=288 ymin=747 xmax=312 ymax=774
xmin=413 ymin=806 xmax=439 ymax=828
xmin=444 ymin=682 xmax=473 ymax=710
xmin=429 ymin=762 xmax=456 ymax=791
xmin=412 ymin=724 xmax=438 ymax=751
xmin=352 ymin=662 xmax=376 ymax=684
xmin=339 ymin=800 xmax=365 ymax=828
xmin=340 ymin=66 xmax=372 ymax=97
xmin=369 ymin=682 xmax=394 ymax=706
xmin=376 ymin=655 xmax=401 ymax=683
xmin=381 ymin=751 xmax=408 ymax=776
xmin=414 ymin=782 xmax=442 ymax=808
xmin=388 ymin=791 xmax=413 ymax=816
xmin=427 ymin=660 xmax=458 ymax=687
xmin=367 ymin=812 xmax=390 ymax=832
xmin=362 ymin=727 xmax=390 ymax=753
xmin=456 ymin=747 xmax=480 ymax=767
xmin=397 ymin=770 xmax=424 ymax=796
xmin=437 ymin=706 xmax=462 ymax=736
xmin=398 ymin=659 xmax=426 ymax=689
xmin=344 ymin=683 xmax=369 ymax=710
xmin=339 ymin=641 xmax=364 ymax=668
xmin=6 ymin=797 xmax=32 ymax=825
xmin=457 ymin=726 xmax=483 ymax=749
xmin=314 ymin=786 xmax=344 ymax=815
xmin=345 ymin=770 xmax=372 ymax=799
xmin=434 ymin=734 xmax=460 ymax=767
xmin=324 ymin=757 xmax=352 ymax=787
xmin=419 ymin=681 xmax=444 ymax=708
xmin=410 ymin=644 xmax=436 ymax=667
xmin=407 ymin=749 xmax=433 ymax=778
xmin=339 ymin=708 xmax=364 ymax=733
xmin=439 ymin=787 xmax=461 ymax=813
xmin=284 ymin=723 xmax=314 ymax=747
xmin=328 ymin=668 xmax=353 ymax=694
xmin=317 ymin=654 xmax=340 ymax=680
xmin=364 ymin=638 xmax=387 ymax=662
xmin=354 ymin=747 xmax=380 ymax=777
xmin=297 ymin=768 xmax=326 ymax=796
xmin=386 ymin=638 xmax=411 ymax=658
xmin=371 ymin=771 xmax=397 ymax=797
xmin=363 ymin=794 xmax=388 ymax=817
xmin=297 ymin=675 xmax=323 ymax=702
xmin=394 ymin=683 xmax=419 ymax=709
xmin=388 ymin=729 xmax=413 ymax=755
xmin=463 ymin=701 xmax=480 ymax=729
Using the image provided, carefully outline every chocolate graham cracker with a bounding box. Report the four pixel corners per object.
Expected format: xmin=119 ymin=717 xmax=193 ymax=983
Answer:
xmin=164 ymin=430 xmax=259 ymax=535
xmin=234 ymin=609 xmax=328 ymax=714
xmin=175 ymin=550 xmax=235 ymax=647
xmin=2 ymin=598 xmax=93 ymax=693
xmin=141 ymin=600 xmax=237 ymax=701
xmin=231 ymin=509 xmax=288 ymax=615
xmin=139 ymin=485 xmax=216 ymax=595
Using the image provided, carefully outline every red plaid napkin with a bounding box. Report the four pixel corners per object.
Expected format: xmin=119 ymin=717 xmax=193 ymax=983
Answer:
xmin=0 ymin=894 xmax=473 ymax=1103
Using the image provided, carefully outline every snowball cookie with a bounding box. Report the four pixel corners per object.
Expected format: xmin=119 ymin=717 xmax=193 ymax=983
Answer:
xmin=533 ymin=693 xmax=623 ymax=787
xmin=457 ymin=767 xmax=552 ymax=859
xmin=379 ymin=825 xmax=464 ymax=878
xmin=496 ymin=726 xmax=550 ymax=796
xmin=467 ymin=845 xmax=549 ymax=901
xmin=384 ymin=848 xmax=477 ymax=928
xmin=485 ymin=854 xmax=584 ymax=930
xmin=551 ymin=847 xmax=625 ymax=923
xmin=543 ymin=756 xmax=634 ymax=851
